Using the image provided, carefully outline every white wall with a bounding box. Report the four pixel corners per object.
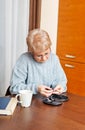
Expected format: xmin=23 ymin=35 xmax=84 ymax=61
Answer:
xmin=40 ymin=0 xmax=59 ymax=53
xmin=0 ymin=0 xmax=29 ymax=96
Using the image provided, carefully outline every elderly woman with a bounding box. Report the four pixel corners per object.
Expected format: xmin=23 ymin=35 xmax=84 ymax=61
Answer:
xmin=10 ymin=29 xmax=67 ymax=97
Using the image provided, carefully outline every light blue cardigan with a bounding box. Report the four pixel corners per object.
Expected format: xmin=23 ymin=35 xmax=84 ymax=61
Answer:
xmin=10 ymin=52 xmax=67 ymax=94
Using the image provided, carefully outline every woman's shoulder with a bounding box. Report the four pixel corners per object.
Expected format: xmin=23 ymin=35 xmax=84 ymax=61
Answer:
xmin=18 ymin=52 xmax=32 ymax=60
xmin=50 ymin=52 xmax=61 ymax=66
xmin=15 ymin=52 xmax=32 ymax=65
xmin=50 ymin=52 xmax=59 ymax=60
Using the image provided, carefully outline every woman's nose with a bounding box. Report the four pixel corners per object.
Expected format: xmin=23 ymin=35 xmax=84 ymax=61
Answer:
xmin=42 ymin=55 xmax=47 ymax=61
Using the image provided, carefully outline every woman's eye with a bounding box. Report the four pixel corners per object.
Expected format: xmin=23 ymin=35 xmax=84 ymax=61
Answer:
xmin=45 ymin=53 xmax=48 ymax=55
xmin=37 ymin=55 xmax=42 ymax=57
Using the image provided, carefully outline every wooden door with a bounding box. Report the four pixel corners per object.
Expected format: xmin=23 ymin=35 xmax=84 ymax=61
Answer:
xmin=57 ymin=0 xmax=85 ymax=96
xmin=57 ymin=0 xmax=85 ymax=63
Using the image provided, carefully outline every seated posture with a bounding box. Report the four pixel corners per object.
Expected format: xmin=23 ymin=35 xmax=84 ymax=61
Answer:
xmin=10 ymin=29 xmax=67 ymax=97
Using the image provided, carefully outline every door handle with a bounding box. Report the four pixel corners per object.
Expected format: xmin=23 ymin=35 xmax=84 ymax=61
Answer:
xmin=65 ymin=54 xmax=76 ymax=59
xmin=65 ymin=64 xmax=75 ymax=68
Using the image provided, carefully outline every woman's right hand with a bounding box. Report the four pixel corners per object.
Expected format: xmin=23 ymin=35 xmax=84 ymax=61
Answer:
xmin=38 ymin=85 xmax=53 ymax=97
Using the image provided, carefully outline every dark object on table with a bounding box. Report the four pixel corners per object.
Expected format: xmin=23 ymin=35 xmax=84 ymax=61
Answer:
xmin=51 ymin=94 xmax=69 ymax=102
xmin=43 ymin=97 xmax=62 ymax=106
xmin=43 ymin=94 xmax=69 ymax=106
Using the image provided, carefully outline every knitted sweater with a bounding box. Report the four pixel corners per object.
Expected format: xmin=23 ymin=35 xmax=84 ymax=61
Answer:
xmin=10 ymin=52 xmax=67 ymax=94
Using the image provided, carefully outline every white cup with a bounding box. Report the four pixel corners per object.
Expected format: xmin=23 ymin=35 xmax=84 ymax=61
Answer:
xmin=16 ymin=90 xmax=33 ymax=107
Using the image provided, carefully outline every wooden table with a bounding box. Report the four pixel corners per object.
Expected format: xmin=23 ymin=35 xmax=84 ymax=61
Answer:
xmin=0 ymin=93 xmax=85 ymax=130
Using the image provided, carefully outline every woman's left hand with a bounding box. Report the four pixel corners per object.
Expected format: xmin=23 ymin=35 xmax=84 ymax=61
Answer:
xmin=52 ymin=85 xmax=63 ymax=95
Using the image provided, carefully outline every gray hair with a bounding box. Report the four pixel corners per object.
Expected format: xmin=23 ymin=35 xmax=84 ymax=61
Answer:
xmin=26 ymin=29 xmax=52 ymax=53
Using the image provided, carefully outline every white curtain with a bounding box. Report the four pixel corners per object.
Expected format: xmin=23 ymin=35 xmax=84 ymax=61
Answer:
xmin=0 ymin=0 xmax=29 ymax=96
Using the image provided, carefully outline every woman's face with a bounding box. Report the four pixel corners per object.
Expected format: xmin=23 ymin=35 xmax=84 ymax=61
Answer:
xmin=33 ymin=48 xmax=51 ymax=63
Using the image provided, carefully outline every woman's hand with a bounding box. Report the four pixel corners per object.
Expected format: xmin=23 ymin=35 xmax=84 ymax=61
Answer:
xmin=38 ymin=85 xmax=53 ymax=97
xmin=52 ymin=85 xmax=63 ymax=95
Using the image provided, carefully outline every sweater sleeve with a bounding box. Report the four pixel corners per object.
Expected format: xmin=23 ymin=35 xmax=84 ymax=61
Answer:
xmin=10 ymin=54 xmax=38 ymax=94
xmin=51 ymin=55 xmax=67 ymax=92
